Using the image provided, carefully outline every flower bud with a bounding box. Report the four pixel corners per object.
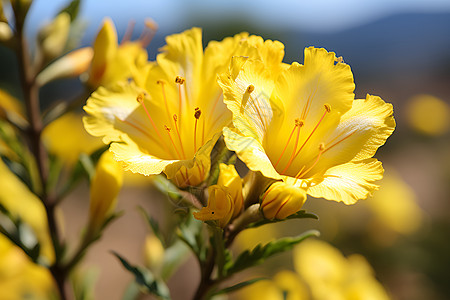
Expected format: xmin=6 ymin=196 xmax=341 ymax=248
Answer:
xmin=217 ymin=163 xmax=243 ymax=218
xmin=36 ymin=47 xmax=94 ymax=86
xmin=37 ymin=12 xmax=70 ymax=61
xmin=170 ymin=160 xmax=207 ymax=188
xmin=0 ymin=22 xmax=12 ymax=42
xmin=193 ymin=185 xmax=233 ymax=228
xmin=87 ymin=18 xmax=117 ymax=87
xmin=143 ymin=235 xmax=165 ymax=273
xmin=260 ymin=182 xmax=306 ymax=219
xmin=88 ymin=150 xmax=123 ymax=234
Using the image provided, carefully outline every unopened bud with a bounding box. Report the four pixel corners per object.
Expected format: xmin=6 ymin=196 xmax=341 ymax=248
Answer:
xmin=193 ymin=185 xmax=233 ymax=228
xmin=37 ymin=12 xmax=71 ymax=61
xmin=36 ymin=47 xmax=94 ymax=86
xmin=143 ymin=235 xmax=165 ymax=272
xmin=0 ymin=22 xmax=12 ymax=42
xmin=260 ymin=182 xmax=306 ymax=219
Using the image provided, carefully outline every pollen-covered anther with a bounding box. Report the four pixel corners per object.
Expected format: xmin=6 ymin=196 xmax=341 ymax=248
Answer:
xmin=175 ymin=76 xmax=185 ymax=85
xmin=164 ymin=125 xmax=171 ymax=132
xmin=173 ymin=114 xmax=178 ymax=122
xmin=335 ymin=56 xmax=344 ymax=63
xmin=324 ymin=103 xmax=331 ymax=113
xmin=136 ymin=93 xmax=145 ymax=104
xmin=295 ymin=118 xmax=304 ymax=127
xmin=319 ymin=142 xmax=326 ymax=151
xmin=194 ymin=107 xmax=202 ymax=119
xmin=145 ymin=18 xmax=158 ymax=31
xmin=246 ymin=84 xmax=255 ymax=94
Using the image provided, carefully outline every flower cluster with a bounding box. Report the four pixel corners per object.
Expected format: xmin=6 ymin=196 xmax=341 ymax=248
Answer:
xmin=84 ymin=27 xmax=395 ymax=227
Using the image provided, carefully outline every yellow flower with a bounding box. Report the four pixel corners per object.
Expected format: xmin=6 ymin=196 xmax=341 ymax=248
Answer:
xmin=86 ymin=18 xmax=149 ymax=88
xmin=0 ymin=160 xmax=54 ymax=263
xmin=193 ymin=163 xmax=244 ymax=226
xmin=294 ymin=239 xmax=390 ymax=300
xmin=239 ymin=270 xmax=308 ymax=300
xmin=84 ymin=28 xmax=285 ymax=187
xmin=368 ymin=167 xmax=423 ymax=235
xmin=0 ymin=235 xmax=53 ymax=300
xmin=43 ymin=112 xmax=103 ymax=166
xmin=219 ymin=47 xmax=395 ymax=204
xmin=261 ymin=181 xmax=306 ymax=219
xmin=193 ymin=185 xmax=233 ymax=228
xmin=87 ymin=150 xmax=123 ymax=234
xmin=406 ymin=94 xmax=450 ymax=136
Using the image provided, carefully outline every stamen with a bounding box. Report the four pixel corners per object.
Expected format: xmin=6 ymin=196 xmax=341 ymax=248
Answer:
xmin=194 ymin=107 xmax=202 ymax=152
xmin=173 ymin=114 xmax=186 ymax=159
xmin=176 ymin=76 xmax=185 ymax=132
xmin=165 ymin=125 xmax=182 ymax=159
xmin=137 ymin=94 xmax=172 ymax=155
xmin=335 ymin=56 xmax=344 ymax=64
xmin=240 ymin=84 xmax=254 ymax=113
xmin=282 ymin=104 xmax=331 ymax=173
xmin=121 ymin=20 xmax=136 ymax=44
xmin=175 ymin=76 xmax=185 ymax=85
xmin=139 ymin=18 xmax=158 ymax=47
xmin=274 ymin=119 xmax=303 ymax=168
xmin=295 ymin=143 xmax=325 ymax=179
xmin=280 ymin=119 xmax=304 ymax=173
xmin=157 ymin=80 xmax=172 ymax=125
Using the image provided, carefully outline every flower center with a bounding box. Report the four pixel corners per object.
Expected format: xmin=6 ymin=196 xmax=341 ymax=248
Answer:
xmin=273 ymin=103 xmax=331 ymax=178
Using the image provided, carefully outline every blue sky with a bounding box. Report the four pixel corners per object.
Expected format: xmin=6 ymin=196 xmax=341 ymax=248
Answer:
xmin=26 ymin=0 xmax=450 ymax=37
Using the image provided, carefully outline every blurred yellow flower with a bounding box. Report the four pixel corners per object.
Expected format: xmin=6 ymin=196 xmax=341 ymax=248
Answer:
xmin=240 ymin=270 xmax=309 ymax=300
xmin=0 ymin=235 xmax=53 ymax=300
xmin=261 ymin=181 xmax=306 ymax=219
xmin=43 ymin=112 xmax=103 ymax=166
xmin=87 ymin=150 xmax=123 ymax=234
xmin=406 ymin=94 xmax=450 ymax=136
xmin=84 ymin=27 xmax=285 ymax=187
xmin=0 ymin=160 xmax=54 ymax=263
xmin=86 ymin=18 xmax=149 ymax=88
xmin=219 ymin=47 xmax=395 ymax=204
xmin=367 ymin=167 xmax=423 ymax=235
xmin=143 ymin=234 xmax=165 ymax=273
xmin=294 ymin=239 xmax=390 ymax=300
xmin=37 ymin=12 xmax=70 ymax=61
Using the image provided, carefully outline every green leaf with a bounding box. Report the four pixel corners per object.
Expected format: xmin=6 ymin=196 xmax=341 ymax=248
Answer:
xmin=112 ymin=252 xmax=170 ymax=300
xmin=138 ymin=206 xmax=165 ymax=247
xmin=211 ymin=278 xmax=266 ymax=297
xmin=58 ymin=0 xmax=81 ymax=22
xmin=248 ymin=210 xmax=319 ymax=229
xmin=225 ymin=230 xmax=320 ymax=276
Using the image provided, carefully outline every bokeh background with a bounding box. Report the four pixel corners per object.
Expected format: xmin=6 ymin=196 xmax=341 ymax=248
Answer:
xmin=1 ymin=0 xmax=450 ymax=299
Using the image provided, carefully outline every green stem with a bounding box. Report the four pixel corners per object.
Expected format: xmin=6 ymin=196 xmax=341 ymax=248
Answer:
xmin=14 ymin=13 xmax=68 ymax=300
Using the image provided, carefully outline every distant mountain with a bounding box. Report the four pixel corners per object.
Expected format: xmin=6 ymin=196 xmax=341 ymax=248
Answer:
xmin=283 ymin=12 xmax=450 ymax=78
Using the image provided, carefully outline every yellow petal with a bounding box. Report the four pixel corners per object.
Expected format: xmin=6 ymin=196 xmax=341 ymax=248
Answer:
xmin=223 ymin=127 xmax=281 ymax=180
xmin=43 ymin=111 xmax=103 ymax=166
xmin=217 ymin=163 xmax=243 ymax=218
xmin=88 ymin=18 xmax=118 ymax=87
xmin=88 ymin=150 xmax=123 ymax=232
xmin=219 ymin=57 xmax=279 ymax=143
xmin=301 ymin=94 xmax=394 ymax=177
xmin=260 ymin=181 xmax=306 ymax=219
xmin=305 ymin=158 xmax=384 ymax=204
xmin=193 ymin=185 xmax=233 ymax=228
xmin=0 ymin=161 xmax=54 ymax=263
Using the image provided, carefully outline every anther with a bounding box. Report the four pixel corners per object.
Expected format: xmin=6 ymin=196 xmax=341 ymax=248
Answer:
xmin=173 ymin=114 xmax=178 ymax=122
xmin=194 ymin=107 xmax=202 ymax=119
xmin=295 ymin=118 xmax=304 ymax=127
xmin=335 ymin=56 xmax=344 ymax=63
xmin=324 ymin=103 xmax=331 ymax=113
xmin=156 ymin=80 xmax=165 ymax=85
xmin=319 ymin=142 xmax=325 ymax=151
xmin=136 ymin=93 xmax=145 ymax=103
xmin=164 ymin=125 xmax=171 ymax=132
xmin=246 ymin=84 xmax=255 ymax=94
xmin=175 ymin=76 xmax=185 ymax=85
xmin=145 ymin=18 xmax=158 ymax=31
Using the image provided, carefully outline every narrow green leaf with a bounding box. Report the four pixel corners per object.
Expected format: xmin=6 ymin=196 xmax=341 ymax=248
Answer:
xmin=137 ymin=206 xmax=165 ymax=247
xmin=248 ymin=210 xmax=319 ymax=229
xmin=211 ymin=278 xmax=266 ymax=297
xmin=225 ymin=230 xmax=320 ymax=276
xmin=112 ymin=252 xmax=170 ymax=300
